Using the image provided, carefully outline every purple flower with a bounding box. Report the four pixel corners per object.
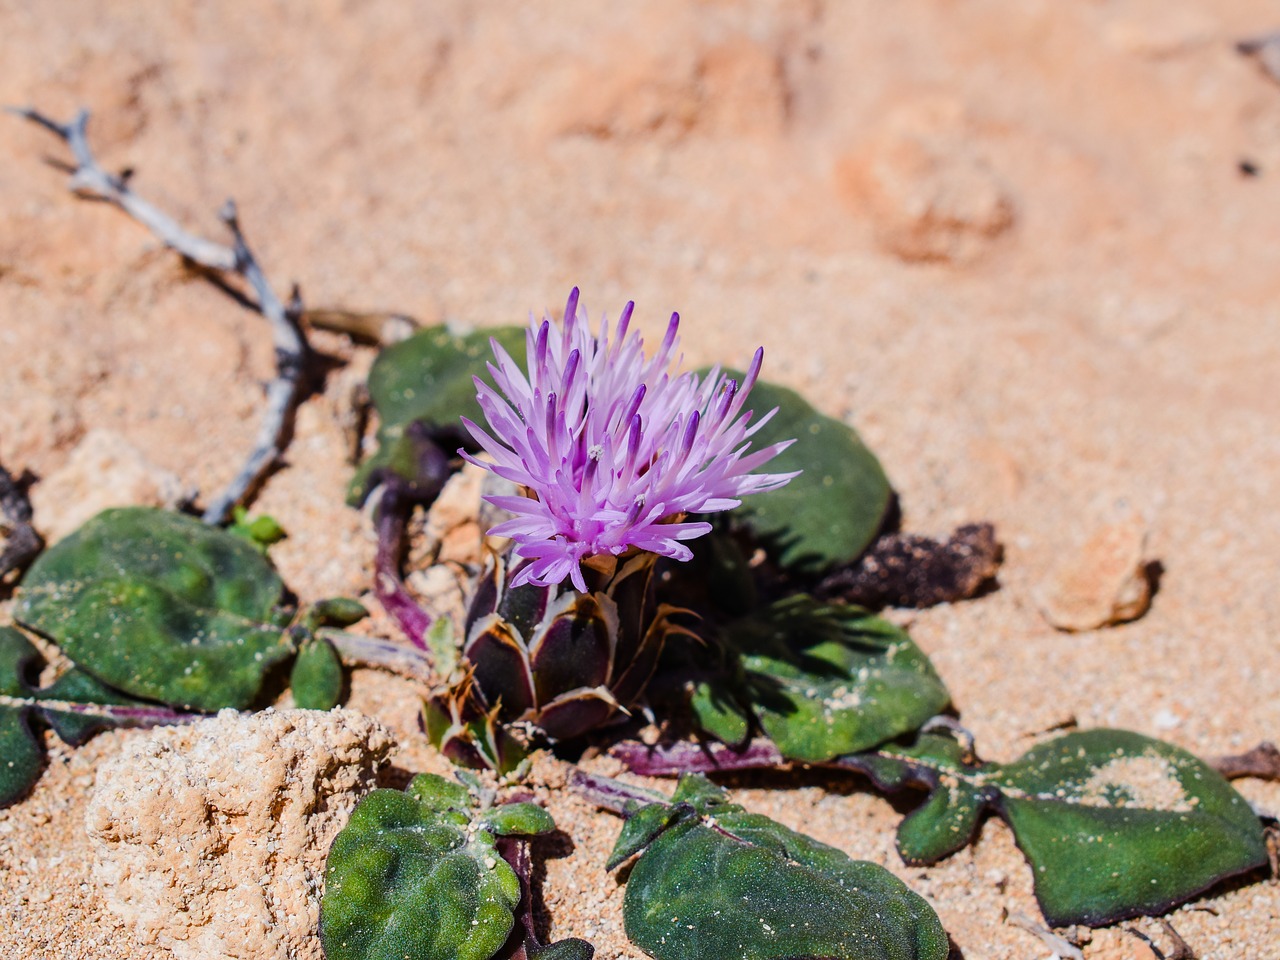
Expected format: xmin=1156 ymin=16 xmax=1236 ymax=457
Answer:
xmin=461 ymin=289 xmax=797 ymax=591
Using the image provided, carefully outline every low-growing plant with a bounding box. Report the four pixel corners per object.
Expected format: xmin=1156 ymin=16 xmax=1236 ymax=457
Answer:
xmin=4 ymin=106 xmax=1274 ymax=960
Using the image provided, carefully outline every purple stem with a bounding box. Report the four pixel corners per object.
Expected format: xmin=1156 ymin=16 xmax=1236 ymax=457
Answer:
xmin=17 ymin=696 xmax=197 ymax=728
xmin=566 ymin=767 xmax=668 ymax=815
xmin=609 ymin=738 xmax=787 ymax=777
xmin=317 ymin=628 xmax=433 ymax=681
xmin=496 ymin=836 xmax=537 ymax=959
xmin=373 ymin=480 xmax=433 ymax=650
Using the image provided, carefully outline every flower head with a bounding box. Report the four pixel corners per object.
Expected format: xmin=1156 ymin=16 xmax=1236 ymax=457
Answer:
xmin=461 ymin=289 xmax=797 ymax=591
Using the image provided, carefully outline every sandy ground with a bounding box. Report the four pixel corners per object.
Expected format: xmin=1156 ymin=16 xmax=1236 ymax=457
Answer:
xmin=2 ymin=1 xmax=1279 ymax=958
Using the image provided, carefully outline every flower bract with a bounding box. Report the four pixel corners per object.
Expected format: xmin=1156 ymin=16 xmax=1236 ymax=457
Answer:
xmin=462 ymin=289 xmax=797 ymax=591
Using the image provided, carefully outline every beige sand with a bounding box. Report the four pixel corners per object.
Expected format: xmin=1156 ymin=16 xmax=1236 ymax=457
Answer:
xmin=1 ymin=2 xmax=1279 ymax=958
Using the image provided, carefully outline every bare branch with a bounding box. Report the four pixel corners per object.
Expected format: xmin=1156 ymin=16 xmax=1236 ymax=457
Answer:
xmin=1238 ymin=31 xmax=1280 ymax=85
xmin=9 ymin=106 xmax=310 ymax=525
xmin=317 ymin=627 xmax=433 ymax=682
xmin=199 ymin=202 xmax=308 ymax=524
xmin=1006 ymin=912 xmax=1085 ymax=960
xmin=1208 ymin=741 xmax=1280 ymax=781
xmin=0 ymin=464 xmax=43 ymax=586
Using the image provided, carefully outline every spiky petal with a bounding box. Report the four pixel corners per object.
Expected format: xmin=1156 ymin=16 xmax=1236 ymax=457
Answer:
xmin=462 ymin=289 xmax=797 ymax=590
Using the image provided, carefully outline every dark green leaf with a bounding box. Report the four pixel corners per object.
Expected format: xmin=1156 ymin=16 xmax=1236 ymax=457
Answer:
xmin=695 ymin=596 xmax=950 ymax=762
xmin=847 ymin=729 xmax=1269 ymax=926
xmin=688 ymin=679 xmax=751 ymax=747
xmin=321 ymin=773 xmax=556 ymax=960
xmin=16 ymin=507 xmax=295 ymax=711
xmin=348 ymin=325 xmax=526 ymax=503
xmin=290 ymin=637 xmax=344 ymax=710
xmin=306 ymin=597 xmax=370 ymax=630
xmin=720 ymin=374 xmax=892 ymax=573
xmin=611 ymin=774 xmax=948 ymax=960
xmin=0 ymin=627 xmax=44 ymax=807
xmin=0 ymin=625 xmax=184 ymax=808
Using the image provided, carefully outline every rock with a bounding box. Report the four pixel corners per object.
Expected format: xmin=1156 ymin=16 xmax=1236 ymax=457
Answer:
xmin=1037 ymin=518 xmax=1153 ymax=632
xmin=405 ymin=562 xmax=469 ymax=634
xmin=86 ymin=708 xmax=395 ymax=960
xmin=30 ymin=428 xmax=188 ymax=543
xmin=835 ymin=101 xmax=1015 ymax=263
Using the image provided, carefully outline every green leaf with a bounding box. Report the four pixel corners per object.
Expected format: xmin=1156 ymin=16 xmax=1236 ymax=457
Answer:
xmin=320 ymin=773 xmax=556 ymax=960
xmin=16 ymin=507 xmax=295 ymax=711
xmin=348 ymin=324 xmax=526 ymax=503
xmin=695 ymin=596 xmax=950 ymax=762
xmin=688 ymin=679 xmax=751 ymax=747
xmin=306 ymin=598 xmax=370 ymax=631
xmin=847 ymin=729 xmax=1269 ymax=926
xmin=290 ymin=637 xmax=344 ymax=710
xmin=0 ymin=627 xmax=44 ymax=807
xmin=610 ymin=774 xmax=948 ymax=960
xmin=720 ymin=374 xmax=891 ymax=573
xmin=0 ymin=625 xmax=183 ymax=808
xmin=481 ymin=801 xmax=556 ymax=837
xmin=228 ymin=506 xmax=287 ymax=553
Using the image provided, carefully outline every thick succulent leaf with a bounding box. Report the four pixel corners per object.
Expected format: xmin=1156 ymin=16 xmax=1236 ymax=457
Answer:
xmin=848 ymin=730 xmax=1268 ymax=926
xmin=0 ymin=626 xmax=182 ymax=807
xmin=424 ymin=672 xmax=529 ymax=776
xmin=290 ymin=637 xmax=344 ymax=710
xmin=349 ymin=324 xmax=526 ymax=503
xmin=612 ymin=774 xmax=948 ymax=960
xmin=534 ymin=686 xmax=621 ymax=742
xmin=465 ymin=614 xmax=536 ymax=719
xmin=698 ymin=596 xmax=950 ymax=762
xmin=717 ymin=374 xmax=891 ymax=573
xmin=602 ymin=553 xmax=659 ymax=670
xmin=16 ymin=507 xmax=294 ymax=711
xmin=527 ymin=593 xmax=615 ymax=706
xmin=495 ymin=578 xmax=552 ymax=645
xmin=321 ymin=773 xmax=557 ymax=960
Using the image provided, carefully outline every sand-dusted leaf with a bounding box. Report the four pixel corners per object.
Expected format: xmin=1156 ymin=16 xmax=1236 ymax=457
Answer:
xmin=845 ymin=729 xmax=1268 ymax=926
xmin=348 ymin=324 xmax=526 ymax=503
xmin=609 ymin=773 xmax=949 ymax=960
xmin=693 ymin=596 xmax=950 ymax=762
xmin=290 ymin=637 xmax=344 ymax=710
xmin=0 ymin=625 xmax=186 ymax=807
xmin=321 ymin=773 xmax=567 ymax=960
xmin=16 ymin=507 xmax=295 ymax=711
xmin=715 ymin=374 xmax=891 ymax=573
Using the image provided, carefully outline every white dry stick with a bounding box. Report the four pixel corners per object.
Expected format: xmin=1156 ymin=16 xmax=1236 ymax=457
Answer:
xmin=1005 ymin=912 xmax=1085 ymax=960
xmin=8 ymin=106 xmax=309 ymax=525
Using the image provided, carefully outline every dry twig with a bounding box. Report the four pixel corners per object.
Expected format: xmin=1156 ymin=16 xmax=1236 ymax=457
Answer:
xmin=1124 ymin=918 xmax=1196 ymax=960
xmin=1207 ymin=741 xmax=1280 ymax=781
xmin=1005 ymin=911 xmax=1085 ymax=960
xmin=8 ymin=106 xmax=309 ymax=525
xmin=0 ymin=464 xmax=42 ymax=586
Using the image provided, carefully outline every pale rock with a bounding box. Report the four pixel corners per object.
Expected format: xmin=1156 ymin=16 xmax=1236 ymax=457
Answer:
xmin=86 ymin=709 xmax=395 ymax=960
xmin=405 ymin=562 xmax=469 ymax=634
xmin=1037 ymin=517 xmax=1153 ymax=632
xmin=421 ymin=461 xmax=487 ymax=566
xmin=31 ymin=428 xmax=188 ymax=542
xmin=836 ymin=100 xmax=1015 ymax=263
